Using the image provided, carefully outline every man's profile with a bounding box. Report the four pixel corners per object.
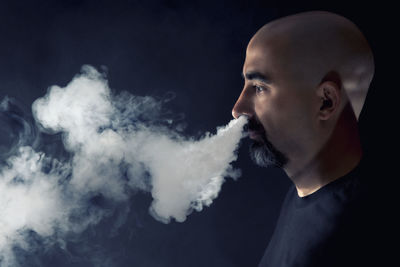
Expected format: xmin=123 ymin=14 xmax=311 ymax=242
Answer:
xmin=232 ymin=11 xmax=383 ymax=266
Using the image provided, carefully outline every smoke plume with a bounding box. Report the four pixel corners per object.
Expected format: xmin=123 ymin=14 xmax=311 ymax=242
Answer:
xmin=0 ymin=65 xmax=247 ymax=266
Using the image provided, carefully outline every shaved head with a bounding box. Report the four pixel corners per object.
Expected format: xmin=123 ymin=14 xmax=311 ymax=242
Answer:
xmin=248 ymin=11 xmax=374 ymax=119
xmin=233 ymin=11 xmax=371 ymax=192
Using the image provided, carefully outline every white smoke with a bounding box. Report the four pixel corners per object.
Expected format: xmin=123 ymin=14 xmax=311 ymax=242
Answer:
xmin=0 ymin=65 xmax=248 ymax=266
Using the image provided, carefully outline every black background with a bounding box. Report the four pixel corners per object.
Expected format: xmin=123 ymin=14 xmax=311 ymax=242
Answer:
xmin=0 ymin=1 xmax=395 ymax=266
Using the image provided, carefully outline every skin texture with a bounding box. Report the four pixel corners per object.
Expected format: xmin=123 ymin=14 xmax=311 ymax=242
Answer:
xmin=232 ymin=11 xmax=374 ymax=197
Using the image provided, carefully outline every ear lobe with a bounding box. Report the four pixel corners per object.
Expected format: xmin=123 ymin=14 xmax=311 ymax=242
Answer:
xmin=317 ymin=81 xmax=340 ymax=120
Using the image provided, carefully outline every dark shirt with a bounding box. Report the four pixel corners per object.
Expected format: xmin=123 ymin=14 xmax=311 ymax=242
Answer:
xmin=258 ymin=157 xmax=390 ymax=267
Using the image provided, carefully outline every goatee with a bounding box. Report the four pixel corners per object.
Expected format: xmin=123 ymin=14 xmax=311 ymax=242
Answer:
xmin=247 ymin=118 xmax=288 ymax=168
xmin=249 ymin=135 xmax=288 ymax=168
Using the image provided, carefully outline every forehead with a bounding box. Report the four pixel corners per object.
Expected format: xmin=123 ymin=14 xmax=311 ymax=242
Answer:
xmin=241 ymin=47 xmax=272 ymax=85
xmin=243 ymin=34 xmax=303 ymax=89
xmin=244 ymin=45 xmax=265 ymax=71
xmin=243 ymin=37 xmax=281 ymax=76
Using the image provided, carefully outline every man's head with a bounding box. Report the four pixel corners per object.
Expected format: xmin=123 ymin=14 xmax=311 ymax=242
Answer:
xmin=232 ymin=11 xmax=374 ymax=170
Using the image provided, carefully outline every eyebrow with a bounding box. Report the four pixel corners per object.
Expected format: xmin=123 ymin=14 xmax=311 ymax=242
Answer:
xmin=242 ymin=71 xmax=272 ymax=84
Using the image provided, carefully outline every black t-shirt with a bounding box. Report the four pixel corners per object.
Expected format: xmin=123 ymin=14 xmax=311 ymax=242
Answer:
xmin=258 ymin=157 xmax=390 ymax=267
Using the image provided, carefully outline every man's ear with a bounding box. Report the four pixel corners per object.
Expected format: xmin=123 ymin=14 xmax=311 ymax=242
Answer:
xmin=317 ymin=81 xmax=340 ymax=120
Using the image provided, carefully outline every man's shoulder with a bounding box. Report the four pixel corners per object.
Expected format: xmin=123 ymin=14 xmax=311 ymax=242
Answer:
xmin=260 ymin=156 xmax=394 ymax=267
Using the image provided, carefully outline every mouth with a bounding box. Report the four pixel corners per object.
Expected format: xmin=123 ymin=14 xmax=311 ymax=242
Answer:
xmin=248 ymin=130 xmax=265 ymax=140
xmin=246 ymin=118 xmax=266 ymax=141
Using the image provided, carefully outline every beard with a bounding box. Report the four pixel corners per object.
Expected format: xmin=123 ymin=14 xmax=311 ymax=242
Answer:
xmin=247 ymin=119 xmax=288 ymax=168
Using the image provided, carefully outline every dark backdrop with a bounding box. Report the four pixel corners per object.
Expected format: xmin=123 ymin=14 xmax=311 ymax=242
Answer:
xmin=0 ymin=1 xmax=395 ymax=266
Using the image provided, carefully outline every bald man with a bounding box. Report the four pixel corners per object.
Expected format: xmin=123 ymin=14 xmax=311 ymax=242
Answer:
xmin=232 ymin=11 xmax=381 ymax=266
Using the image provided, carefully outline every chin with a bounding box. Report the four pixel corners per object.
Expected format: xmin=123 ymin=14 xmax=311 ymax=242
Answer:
xmin=249 ymin=138 xmax=288 ymax=168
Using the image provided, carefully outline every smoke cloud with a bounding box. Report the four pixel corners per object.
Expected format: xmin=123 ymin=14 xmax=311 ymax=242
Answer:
xmin=0 ymin=65 xmax=247 ymax=266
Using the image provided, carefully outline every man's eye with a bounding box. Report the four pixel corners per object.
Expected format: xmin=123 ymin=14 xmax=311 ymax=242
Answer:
xmin=254 ymin=85 xmax=266 ymax=94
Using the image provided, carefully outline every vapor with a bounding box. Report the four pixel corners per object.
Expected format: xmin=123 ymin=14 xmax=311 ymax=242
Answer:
xmin=0 ymin=65 xmax=247 ymax=266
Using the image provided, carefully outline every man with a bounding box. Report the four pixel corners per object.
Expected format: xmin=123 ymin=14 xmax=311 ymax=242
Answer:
xmin=232 ymin=11 xmax=386 ymax=266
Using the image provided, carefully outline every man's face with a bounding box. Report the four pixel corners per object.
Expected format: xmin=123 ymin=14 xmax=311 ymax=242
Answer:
xmin=232 ymin=38 xmax=316 ymax=168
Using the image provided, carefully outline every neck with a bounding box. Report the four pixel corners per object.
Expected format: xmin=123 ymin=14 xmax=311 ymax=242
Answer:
xmin=284 ymin=104 xmax=363 ymax=197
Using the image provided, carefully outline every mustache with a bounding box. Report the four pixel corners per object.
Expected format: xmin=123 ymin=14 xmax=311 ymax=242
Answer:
xmin=244 ymin=117 xmax=265 ymax=133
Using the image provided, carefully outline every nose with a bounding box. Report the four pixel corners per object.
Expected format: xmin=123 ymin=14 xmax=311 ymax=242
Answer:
xmin=231 ymin=88 xmax=253 ymax=119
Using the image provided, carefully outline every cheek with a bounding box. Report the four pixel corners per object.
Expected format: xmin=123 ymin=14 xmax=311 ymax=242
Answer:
xmin=254 ymin=91 xmax=289 ymax=123
xmin=254 ymin=94 xmax=310 ymax=143
xmin=253 ymin=96 xmax=283 ymax=136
